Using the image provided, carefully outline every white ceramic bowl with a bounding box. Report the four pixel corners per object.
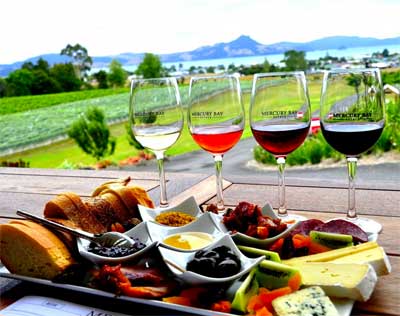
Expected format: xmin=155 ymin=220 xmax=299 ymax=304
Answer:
xmin=213 ymin=203 xmax=302 ymax=247
xmin=146 ymin=212 xmax=225 ymax=252
xmin=158 ymin=234 xmax=264 ymax=285
xmin=138 ymin=196 xmax=202 ymax=225
xmin=77 ymin=222 xmax=158 ymax=265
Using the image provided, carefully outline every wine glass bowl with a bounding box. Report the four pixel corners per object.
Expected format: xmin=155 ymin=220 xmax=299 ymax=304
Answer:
xmin=320 ymin=68 xmax=385 ymax=234
xmin=188 ymin=75 xmax=245 ymax=211
xmin=129 ymin=77 xmax=183 ymax=207
xmin=250 ymin=72 xmax=311 ymax=218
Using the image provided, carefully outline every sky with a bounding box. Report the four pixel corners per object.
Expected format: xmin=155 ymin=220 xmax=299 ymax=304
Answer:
xmin=1 ymin=0 xmax=400 ymax=64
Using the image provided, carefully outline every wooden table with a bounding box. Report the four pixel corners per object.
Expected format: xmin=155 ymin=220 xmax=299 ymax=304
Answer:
xmin=0 ymin=167 xmax=399 ymax=315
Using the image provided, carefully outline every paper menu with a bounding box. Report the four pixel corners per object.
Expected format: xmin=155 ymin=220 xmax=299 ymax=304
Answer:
xmin=0 ymin=296 xmax=129 ymax=316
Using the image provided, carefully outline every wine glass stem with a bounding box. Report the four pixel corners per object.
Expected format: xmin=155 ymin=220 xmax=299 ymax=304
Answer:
xmin=155 ymin=151 xmax=168 ymax=208
xmin=347 ymin=157 xmax=358 ymax=219
xmin=214 ymin=154 xmax=224 ymax=211
xmin=277 ymin=156 xmax=287 ymax=217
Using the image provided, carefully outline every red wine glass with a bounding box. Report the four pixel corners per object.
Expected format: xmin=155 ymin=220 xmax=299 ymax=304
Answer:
xmin=250 ymin=72 xmax=311 ymax=218
xmin=188 ymin=74 xmax=245 ymax=211
xmin=320 ymin=68 xmax=385 ymax=234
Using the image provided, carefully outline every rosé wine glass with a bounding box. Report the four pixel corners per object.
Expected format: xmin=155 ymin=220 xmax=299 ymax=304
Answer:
xmin=188 ymin=74 xmax=244 ymax=211
xmin=250 ymin=72 xmax=311 ymax=219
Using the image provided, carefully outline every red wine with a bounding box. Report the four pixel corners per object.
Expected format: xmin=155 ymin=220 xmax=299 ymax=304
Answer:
xmin=321 ymin=123 xmax=384 ymax=156
xmin=191 ymin=126 xmax=243 ymax=154
xmin=251 ymin=123 xmax=310 ymax=156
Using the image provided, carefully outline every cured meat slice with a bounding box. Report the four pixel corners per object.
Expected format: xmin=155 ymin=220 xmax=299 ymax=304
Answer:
xmin=290 ymin=219 xmax=324 ymax=236
xmin=314 ymin=219 xmax=368 ymax=243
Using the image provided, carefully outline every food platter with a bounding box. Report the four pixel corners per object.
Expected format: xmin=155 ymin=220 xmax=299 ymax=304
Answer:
xmin=0 ymin=265 xmax=354 ymax=316
xmin=0 ymin=189 xmax=388 ymax=316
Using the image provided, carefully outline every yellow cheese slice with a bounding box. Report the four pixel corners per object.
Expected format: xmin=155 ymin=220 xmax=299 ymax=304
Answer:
xmin=295 ymin=262 xmax=377 ymax=302
xmin=283 ymin=241 xmax=378 ymax=265
xmin=331 ymin=246 xmax=391 ymax=276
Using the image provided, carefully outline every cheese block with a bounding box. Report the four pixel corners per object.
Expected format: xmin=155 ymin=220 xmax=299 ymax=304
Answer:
xmin=295 ymin=262 xmax=377 ymax=301
xmin=331 ymin=246 xmax=391 ymax=276
xmin=283 ymin=241 xmax=378 ymax=265
xmin=272 ymin=286 xmax=339 ymax=316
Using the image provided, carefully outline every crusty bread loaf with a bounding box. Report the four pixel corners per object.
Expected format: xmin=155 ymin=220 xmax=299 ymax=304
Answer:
xmin=43 ymin=179 xmax=154 ymax=234
xmin=0 ymin=220 xmax=75 ymax=279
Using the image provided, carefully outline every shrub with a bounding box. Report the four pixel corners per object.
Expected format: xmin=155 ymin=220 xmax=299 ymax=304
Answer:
xmin=68 ymin=107 xmax=116 ymax=161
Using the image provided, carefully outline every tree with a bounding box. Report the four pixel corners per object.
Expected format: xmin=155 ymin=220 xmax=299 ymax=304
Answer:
xmin=108 ymin=59 xmax=127 ymax=87
xmin=30 ymin=70 xmax=61 ymax=95
xmin=382 ymin=48 xmax=389 ymax=58
xmin=283 ymin=50 xmax=307 ymax=71
xmin=93 ymin=70 xmax=109 ymax=89
xmin=61 ymin=43 xmax=93 ymax=80
xmin=0 ymin=78 xmax=6 ymax=97
xmin=50 ymin=63 xmax=82 ymax=92
xmin=5 ymin=69 xmax=34 ymax=96
xmin=135 ymin=53 xmax=163 ymax=78
xmin=206 ymin=66 xmax=216 ymax=73
xmin=68 ymin=107 xmax=116 ymax=161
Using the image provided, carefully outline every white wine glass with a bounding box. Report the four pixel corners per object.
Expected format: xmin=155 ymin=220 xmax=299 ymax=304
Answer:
xmin=188 ymin=74 xmax=244 ymax=211
xmin=129 ymin=77 xmax=183 ymax=207
xmin=320 ymin=68 xmax=385 ymax=234
xmin=250 ymin=72 xmax=311 ymax=219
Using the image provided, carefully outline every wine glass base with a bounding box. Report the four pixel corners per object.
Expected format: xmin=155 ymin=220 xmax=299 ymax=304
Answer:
xmin=329 ymin=216 xmax=382 ymax=235
xmin=276 ymin=213 xmax=307 ymax=223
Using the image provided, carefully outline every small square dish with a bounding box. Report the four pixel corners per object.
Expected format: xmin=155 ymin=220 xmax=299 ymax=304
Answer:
xmin=77 ymin=222 xmax=158 ymax=265
xmin=158 ymin=234 xmax=264 ymax=285
xmin=146 ymin=212 xmax=226 ymax=252
xmin=211 ymin=203 xmax=303 ymax=247
xmin=138 ymin=196 xmax=202 ymax=226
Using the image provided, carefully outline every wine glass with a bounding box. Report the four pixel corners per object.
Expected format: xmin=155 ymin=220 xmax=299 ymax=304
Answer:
xmin=188 ymin=74 xmax=245 ymax=211
xmin=250 ymin=72 xmax=311 ymax=219
xmin=129 ymin=77 xmax=183 ymax=207
xmin=320 ymin=68 xmax=385 ymax=234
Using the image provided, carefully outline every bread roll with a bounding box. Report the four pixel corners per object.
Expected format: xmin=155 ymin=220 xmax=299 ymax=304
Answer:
xmin=0 ymin=221 xmax=75 ymax=279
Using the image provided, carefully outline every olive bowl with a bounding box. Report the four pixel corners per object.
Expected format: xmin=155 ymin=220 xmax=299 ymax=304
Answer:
xmin=158 ymin=234 xmax=264 ymax=285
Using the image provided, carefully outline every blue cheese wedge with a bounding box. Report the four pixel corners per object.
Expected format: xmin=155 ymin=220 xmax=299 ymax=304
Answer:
xmin=272 ymin=286 xmax=339 ymax=316
xmin=295 ymin=262 xmax=377 ymax=301
xmin=331 ymin=246 xmax=391 ymax=276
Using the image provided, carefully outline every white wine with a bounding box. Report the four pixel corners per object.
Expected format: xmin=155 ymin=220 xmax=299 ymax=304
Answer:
xmin=134 ymin=126 xmax=181 ymax=151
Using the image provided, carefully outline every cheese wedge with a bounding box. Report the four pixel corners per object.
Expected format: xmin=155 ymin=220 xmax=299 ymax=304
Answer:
xmin=295 ymin=262 xmax=377 ymax=301
xmin=283 ymin=241 xmax=378 ymax=265
xmin=272 ymin=286 xmax=339 ymax=316
xmin=331 ymin=247 xmax=391 ymax=276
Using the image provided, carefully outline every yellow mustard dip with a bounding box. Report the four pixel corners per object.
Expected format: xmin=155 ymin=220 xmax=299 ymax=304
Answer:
xmin=163 ymin=232 xmax=214 ymax=250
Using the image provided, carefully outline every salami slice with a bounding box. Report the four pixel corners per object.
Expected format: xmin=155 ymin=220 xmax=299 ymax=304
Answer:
xmin=290 ymin=219 xmax=324 ymax=236
xmin=314 ymin=219 xmax=368 ymax=243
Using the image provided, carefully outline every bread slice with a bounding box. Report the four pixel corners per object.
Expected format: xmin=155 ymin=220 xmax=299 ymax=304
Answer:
xmin=100 ymin=190 xmax=131 ymax=223
xmin=84 ymin=196 xmax=119 ymax=231
xmin=10 ymin=219 xmax=77 ymax=254
xmin=43 ymin=194 xmax=75 ymax=219
xmin=63 ymin=192 xmax=106 ymax=233
xmin=0 ymin=221 xmax=75 ymax=279
xmin=112 ymin=186 xmax=154 ymax=218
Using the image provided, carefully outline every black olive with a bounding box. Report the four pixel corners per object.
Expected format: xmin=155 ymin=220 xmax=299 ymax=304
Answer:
xmin=216 ymin=259 xmax=240 ymax=277
xmin=213 ymin=245 xmax=230 ymax=255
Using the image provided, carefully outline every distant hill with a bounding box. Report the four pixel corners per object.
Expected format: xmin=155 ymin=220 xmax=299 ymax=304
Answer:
xmin=1 ymin=35 xmax=400 ymax=76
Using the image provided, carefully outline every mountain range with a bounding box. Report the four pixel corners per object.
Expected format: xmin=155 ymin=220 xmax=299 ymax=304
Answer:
xmin=1 ymin=35 xmax=400 ymax=76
